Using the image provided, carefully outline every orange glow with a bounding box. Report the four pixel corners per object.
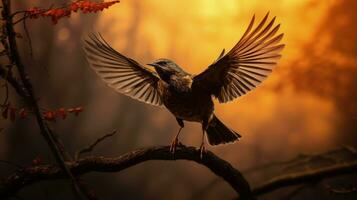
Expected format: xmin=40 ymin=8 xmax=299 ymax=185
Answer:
xmin=1 ymin=1 xmax=356 ymax=199
xmin=97 ymin=0 xmax=335 ymax=70
xmin=90 ymin=0 xmax=344 ymax=151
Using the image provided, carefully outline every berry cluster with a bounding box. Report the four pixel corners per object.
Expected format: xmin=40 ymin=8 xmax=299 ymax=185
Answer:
xmin=1 ymin=104 xmax=83 ymax=122
xmin=43 ymin=107 xmax=83 ymax=122
xmin=26 ymin=0 xmax=120 ymax=24
xmin=1 ymin=104 xmax=27 ymax=121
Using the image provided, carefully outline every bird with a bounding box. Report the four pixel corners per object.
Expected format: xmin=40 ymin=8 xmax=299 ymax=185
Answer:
xmin=83 ymin=13 xmax=284 ymax=158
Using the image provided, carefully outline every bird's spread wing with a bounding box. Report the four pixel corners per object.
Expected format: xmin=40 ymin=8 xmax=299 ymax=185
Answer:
xmin=83 ymin=34 xmax=163 ymax=106
xmin=193 ymin=13 xmax=285 ymax=103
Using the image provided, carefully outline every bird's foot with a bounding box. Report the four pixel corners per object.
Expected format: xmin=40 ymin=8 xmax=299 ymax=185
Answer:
xmin=170 ymin=137 xmax=179 ymax=154
xmin=199 ymin=143 xmax=206 ymax=159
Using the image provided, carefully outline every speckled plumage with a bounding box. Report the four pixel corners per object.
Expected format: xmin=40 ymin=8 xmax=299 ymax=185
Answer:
xmin=158 ymin=76 xmax=214 ymax=123
xmin=83 ymin=13 xmax=284 ymax=155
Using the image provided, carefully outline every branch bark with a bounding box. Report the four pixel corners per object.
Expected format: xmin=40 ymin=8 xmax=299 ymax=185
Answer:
xmin=197 ymin=146 xmax=357 ymax=199
xmin=0 ymin=145 xmax=255 ymax=200
xmin=1 ymin=1 xmax=86 ymax=198
xmin=2 ymin=146 xmax=357 ymax=200
xmin=251 ymin=160 xmax=357 ymax=196
xmin=0 ymin=65 xmax=28 ymax=99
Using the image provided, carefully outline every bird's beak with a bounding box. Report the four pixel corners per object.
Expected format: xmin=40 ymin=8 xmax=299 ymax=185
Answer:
xmin=147 ymin=63 xmax=158 ymax=68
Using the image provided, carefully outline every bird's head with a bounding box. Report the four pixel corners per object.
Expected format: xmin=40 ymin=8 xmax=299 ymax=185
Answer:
xmin=147 ymin=58 xmax=186 ymax=82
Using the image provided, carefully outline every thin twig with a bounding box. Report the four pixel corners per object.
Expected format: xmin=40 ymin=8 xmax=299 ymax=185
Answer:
xmin=9 ymin=10 xmax=27 ymax=18
xmin=22 ymin=15 xmax=33 ymax=59
xmin=0 ymin=65 xmax=28 ymax=99
xmin=12 ymin=3 xmax=67 ymax=25
xmin=326 ymin=184 xmax=357 ymax=195
xmin=1 ymin=79 xmax=9 ymax=106
xmin=75 ymin=130 xmax=117 ymax=160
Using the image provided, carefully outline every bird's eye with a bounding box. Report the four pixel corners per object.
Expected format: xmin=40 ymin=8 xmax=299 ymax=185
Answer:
xmin=158 ymin=61 xmax=166 ymax=65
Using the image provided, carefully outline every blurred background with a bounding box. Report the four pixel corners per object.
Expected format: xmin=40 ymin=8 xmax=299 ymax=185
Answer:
xmin=1 ymin=0 xmax=357 ymax=199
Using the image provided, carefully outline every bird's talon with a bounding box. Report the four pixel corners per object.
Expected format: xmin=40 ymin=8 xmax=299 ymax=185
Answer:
xmin=170 ymin=138 xmax=179 ymax=154
xmin=199 ymin=144 xmax=206 ymax=159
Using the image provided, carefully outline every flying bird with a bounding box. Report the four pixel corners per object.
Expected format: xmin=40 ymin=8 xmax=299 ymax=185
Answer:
xmin=83 ymin=13 xmax=284 ymax=157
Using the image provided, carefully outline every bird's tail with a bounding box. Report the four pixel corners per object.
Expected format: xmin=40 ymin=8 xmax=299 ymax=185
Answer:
xmin=206 ymin=115 xmax=241 ymax=145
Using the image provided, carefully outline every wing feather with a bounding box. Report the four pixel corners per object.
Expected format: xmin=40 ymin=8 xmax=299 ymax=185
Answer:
xmin=83 ymin=33 xmax=163 ymax=106
xmin=193 ymin=13 xmax=284 ymax=103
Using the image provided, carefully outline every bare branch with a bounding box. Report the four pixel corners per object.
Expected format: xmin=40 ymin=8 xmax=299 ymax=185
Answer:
xmin=251 ymin=160 xmax=357 ymax=197
xmin=0 ymin=66 xmax=28 ymax=99
xmin=1 ymin=80 xmax=9 ymax=105
xmin=1 ymin=1 xmax=86 ymax=198
xmin=75 ymin=130 xmax=117 ymax=160
xmin=198 ymin=145 xmax=357 ymax=198
xmin=0 ymin=145 xmax=255 ymax=200
xmin=325 ymin=184 xmax=357 ymax=195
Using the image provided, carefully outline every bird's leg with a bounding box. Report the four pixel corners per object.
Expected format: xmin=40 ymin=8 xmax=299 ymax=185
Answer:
xmin=170 ymin=127 xmax=182 ymax=154
xmin=199 ymin=129 xmax=206 ymax=159
xmin=200 ymin=119 xmax=209 ymax=159
xmin=170 ymin=118 xmax=184 ymax=154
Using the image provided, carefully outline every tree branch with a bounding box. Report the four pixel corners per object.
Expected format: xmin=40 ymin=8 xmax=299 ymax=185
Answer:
xmin=1 ymin=1 xmax=86 ymax=198
xmin=198 ymin=145 xmax=357 ymax=199
xmin=0 ymin=145 xmax=255 ymax=200
xmin=0 ymin=65 xmax=28 ymax=99
xmin=250 ymin=160 xmax=357 ymax=197
xmin=2 ymin=140 xmax=356 ymax=200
